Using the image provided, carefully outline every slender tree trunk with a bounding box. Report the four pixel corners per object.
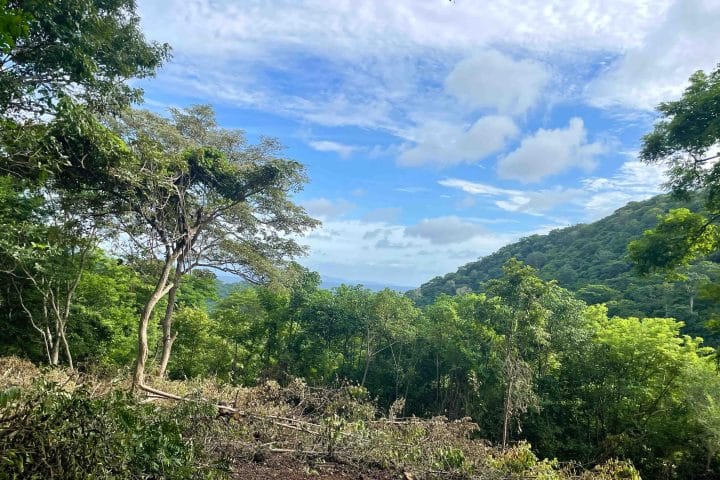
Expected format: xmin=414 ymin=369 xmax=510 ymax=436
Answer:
xmin=133 ymin=251 xmax=180 ymax=388
xmin=502 ymin=317 xmax=518 ymax=450
xmin=690 ymin=294 xmax=694 ymax=314
xmin=50 ymin=333 xmax=60 ymax=366
xmin=502 ymin=375 xmax=514 ymax=450
xmin=361 ymin=328 xmax=372 ymax=387
xmin=61 ymin=329 xmax=73 ymax=370
xmin=361 ymin=348 xmax=371 ymax=387
xmin=435 ymin=352 xmax=441 ymax=413
xmin=157 ymin=260 xmax=182 ymax=378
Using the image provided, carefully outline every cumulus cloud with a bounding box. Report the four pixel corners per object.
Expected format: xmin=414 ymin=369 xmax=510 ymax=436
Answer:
xmin=398 ymin=116 xmax=518 ymax=167
xmin=302 ymin=198 xmax=355 ymax=219
xmin=404 ymin=216 xmax=486 ymax=244
xmin=445 ymin=51 xmax=551 ymax=115
xmin=308 ymin=140 xmax=358 ymax=158
xmin=497 ymin=118 xmax=604 ymax=183
xmin=587 ymin=0 xmax=720 ymax=110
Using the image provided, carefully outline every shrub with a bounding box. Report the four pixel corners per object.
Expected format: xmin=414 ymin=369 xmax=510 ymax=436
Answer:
xmin=0 ymin=380 xmax=228 ymax=479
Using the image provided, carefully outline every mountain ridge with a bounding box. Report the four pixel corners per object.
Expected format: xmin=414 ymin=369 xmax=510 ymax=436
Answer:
xmin=408 ymin=192 xmax=720 ymax=343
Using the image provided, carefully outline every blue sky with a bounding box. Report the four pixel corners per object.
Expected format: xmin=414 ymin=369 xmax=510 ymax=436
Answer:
xmin=134 ymin=0 xmax=720 ymax=287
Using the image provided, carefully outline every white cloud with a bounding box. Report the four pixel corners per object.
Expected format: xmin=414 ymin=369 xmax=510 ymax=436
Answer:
xmin=445 ymin=51 xmax=551 ymax=115
xmin=495 ymin=188 xmax=584 ymax=216
xmin=581 ymin=160 xmax=668 ymax=218
xmin=441 ymin=157 xmax=668 ymax=218
xmin=439 ymin=178 xmax=521 ymax=197
xmin=404 ymin=216 xmax=485 ymax=244
xmin=439 ymin=178 xmax=582 ymax=215
xmin=395 ymin=186 xmax=430 ymax=193
xmin=302 ymin=198 xmax=355 ymax=219
xmin=587 ymin=0 xmax=720 ymax=110
xmin=398 ymin=116 xmax=518 ymax=167
xmin=138 ymin=1 xmax=666 ymax=62
xmin=497 ymin=118 xmax=604 ymax=183
xmin=300 ymin=218 xmax=524 ymax=285
xmin=308 ymin=140 xmax=358 ymax=158
xmin=136 ymin=0 xmax=675 ymax=134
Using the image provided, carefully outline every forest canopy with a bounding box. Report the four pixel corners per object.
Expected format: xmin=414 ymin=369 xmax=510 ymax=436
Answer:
xmin=1 ymin=3 xmax=719 ymax=479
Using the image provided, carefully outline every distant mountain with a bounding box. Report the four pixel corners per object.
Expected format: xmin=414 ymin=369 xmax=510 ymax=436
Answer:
xmin=321 ymin=276 xmax=412 ymax=293
xmin=213 ymin=276 xmax=412 ymax=299
xmin=408 ymin=193 xmax=720 ymax=344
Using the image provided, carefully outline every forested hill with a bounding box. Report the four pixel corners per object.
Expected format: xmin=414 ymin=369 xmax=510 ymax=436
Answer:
xmin=409 ymin=193 xmax=720 ymax=342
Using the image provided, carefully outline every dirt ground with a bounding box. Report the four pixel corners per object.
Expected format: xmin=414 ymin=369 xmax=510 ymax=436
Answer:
xmin=232 ymin=454 xmax=407 ymax=479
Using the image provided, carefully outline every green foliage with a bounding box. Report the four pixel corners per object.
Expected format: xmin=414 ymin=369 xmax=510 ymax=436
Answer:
xmin=0 ymin=381 xmax=226 ymax=479
xmin=628 ymin=208 xmax=717 ymax=274
xmin=640 ymin=66 xmax=720 ymax=167
xmin=0 ymin=0 xmax=29 ymax=54
xmin=410 ymin=193 xmax=720 ymax=344
xmin=0 ymin=0 xmax=169 ymax=116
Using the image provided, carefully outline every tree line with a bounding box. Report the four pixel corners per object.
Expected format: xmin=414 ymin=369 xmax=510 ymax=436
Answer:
xmin=2 ymin=2 xmax=720 ymax=478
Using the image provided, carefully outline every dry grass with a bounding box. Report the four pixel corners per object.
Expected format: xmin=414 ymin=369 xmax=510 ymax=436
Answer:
xmin=0 ymin=358 xmax=640 ymax=480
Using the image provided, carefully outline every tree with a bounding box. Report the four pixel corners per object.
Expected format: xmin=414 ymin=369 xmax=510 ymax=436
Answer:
xmin=631 ymin=66 xmax=720 ymax=272
xmin=484 ymin=259 xmax=552 ymax=449
xmin=360 ymin=289 xmax=418 ymax=389
xmin=0 ymin=0 xmax=169 ymax=118
xmin=576 ymin=306 xmax=718 ymax=476
xmin=0 ymin=177 xmax=98 ymax=368
xmin=628 ymin=208 xmax=717 ymax=274
xmin=45 ymin=105 xmax=319 ymax=387
xmin=0 ymin=0 xmax=168 ymax=368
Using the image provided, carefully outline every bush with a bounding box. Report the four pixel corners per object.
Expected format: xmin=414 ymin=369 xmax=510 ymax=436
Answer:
xmin=0 ymin=380 xmax=228 ymax=479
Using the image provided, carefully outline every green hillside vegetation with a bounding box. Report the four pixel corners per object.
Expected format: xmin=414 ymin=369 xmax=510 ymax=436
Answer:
xmin=409 ymin=193 xmax=720 ymax=343
xmin=2 ymin=3 xmax=720 ymax=479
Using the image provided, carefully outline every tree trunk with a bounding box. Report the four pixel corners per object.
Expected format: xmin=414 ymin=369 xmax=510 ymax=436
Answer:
xmin=50 ymin=333 xmax=60 ymax=366
xmin=157 ymin=262 xmax=182 ymax=378
xmin=361 ymin=348 xmax=371 ymax=387
xmin=690 ymin=294 xmax=694 ymax=314
xmin=133 ymin=252 xmax=179 ymax=388
xmin=361 ymin=328 xmax=372 ymax=387
xmin=61 ymin=329 xmax=73 ymax=370
xmin=502 ymin=375 xmax=514 ymax=450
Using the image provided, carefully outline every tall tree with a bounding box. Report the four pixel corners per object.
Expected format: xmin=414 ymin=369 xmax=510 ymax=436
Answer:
xmin=484 ymin=260 xmax=552 ymax=449
xmin=47 ymin=105 xmax=319 ymax=387
xmin=0 ymin=0 xmax=168 ymax=367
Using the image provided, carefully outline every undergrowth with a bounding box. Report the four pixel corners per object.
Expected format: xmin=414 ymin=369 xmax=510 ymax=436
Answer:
xmin=0 ymin=357 xmax=640 ymax=479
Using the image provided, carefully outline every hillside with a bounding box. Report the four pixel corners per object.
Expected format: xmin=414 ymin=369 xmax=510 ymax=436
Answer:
xmin=409 ymin=193 xmax=720 ymax=342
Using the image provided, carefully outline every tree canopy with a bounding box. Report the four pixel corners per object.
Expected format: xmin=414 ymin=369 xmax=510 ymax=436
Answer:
xmin=0 ymin=0 xmax=169 ymax=117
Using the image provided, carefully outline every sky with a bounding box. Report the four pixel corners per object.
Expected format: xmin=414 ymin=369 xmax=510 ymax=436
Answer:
xmin=135 ymin=0 xmax=720 ymax=288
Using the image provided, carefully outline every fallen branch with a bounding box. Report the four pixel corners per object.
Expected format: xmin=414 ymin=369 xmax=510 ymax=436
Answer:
xmin=136 ymin=382 xmax=239 ymax=414
xmin=269 ymin=448 xmax=323 ymax=456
